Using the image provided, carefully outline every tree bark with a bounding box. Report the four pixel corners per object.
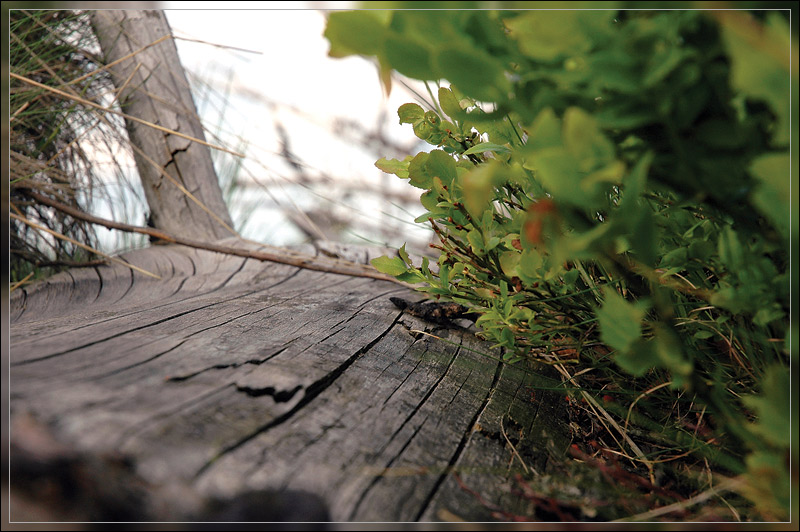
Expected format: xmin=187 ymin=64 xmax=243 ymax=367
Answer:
xmin=91 ymin=10 xmax=235 ymax=241
xmin=9 ymin=241 xmax=573 ymax=521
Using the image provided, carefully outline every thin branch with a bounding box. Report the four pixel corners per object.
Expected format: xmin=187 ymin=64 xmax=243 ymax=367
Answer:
xmin=23 ymin=190 xmax=410 ymax=286
xmin=10 ymin=212 xmax=161 ymax=279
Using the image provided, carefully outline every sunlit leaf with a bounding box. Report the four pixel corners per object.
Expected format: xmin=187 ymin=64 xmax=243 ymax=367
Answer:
xmin=371 ymin=255 xmax=409 ymax=276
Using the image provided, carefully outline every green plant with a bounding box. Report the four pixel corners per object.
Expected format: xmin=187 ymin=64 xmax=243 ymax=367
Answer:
xmin=326 ymin=8 xmax=791 ymax=520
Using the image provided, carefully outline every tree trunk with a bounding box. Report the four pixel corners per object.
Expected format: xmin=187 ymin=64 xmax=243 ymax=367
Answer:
xmin=91 ymin=10 xmax=235 ymax=241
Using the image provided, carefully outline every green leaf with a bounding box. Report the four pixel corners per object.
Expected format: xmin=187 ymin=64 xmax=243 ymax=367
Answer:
xmin=371 ymin=255 xmax=409 ymax=276
xmin=526 ymin=146 xmax=591 ymax=208
xmin=439 ymin=262 xmax=450 ymax=286
xmin=424 ymin=149 xmax=458 ymax=186
xmin=462 ymin=142 xmax=511 ymax=156
xmin=396 ymin=270 xmax=426 ymax=283
xmin=744 ymin=449 xmax=790 ymax=519
xmin=467 ymin=229 xmax=485 ymax=254
xmin=434 ymin=45 xmax=510 ymax=102
xmin=597 ymin=286 xmax=648 ymax=354
xmin=419 ymin=190 xmax=438 ymax=210
xmin=461 ymin=162 xmax=496 ymax=220
xmin=506 ymin=11 xmax=610 ymax=61
xmin=438 ymin=86 xmax=464 ymax=121
xmin=499 ymin=250 xmax=520 ymax=277
xmin=526 ymin=108 xmax=562 ymax=151
xmin=398 ymin=103 xmax=425 ymax=124
xmin=721 ymin=12 xmax=790 ymax=145
xmin=742 ymin=365 xmax=790 ymax=447
xmin=407 ymin=152 xmax=432 ymax=189
xmin=693 ymin=330 xmax=714 ymax=340
xmin=563 ymin=107 xmax=615 ymax=171
xmin=384 ymin=34 xmax=435 ymax=80
xmin=717 ymin=226 xmax=745 ymax=271
xmin=613 ymin=338 xmax=657 ymax=377
xmin=753 ymin=305 xmax=784 ymax=327
xmin=325 ymin=11 xmax=387 ymax=58
xmin=413 ymin=120 xmax=434 ymax=140
xmin=398 ymin=243 xmax=411 ymax=266
xmin=375 ymin=156 xmax=411 ymax=178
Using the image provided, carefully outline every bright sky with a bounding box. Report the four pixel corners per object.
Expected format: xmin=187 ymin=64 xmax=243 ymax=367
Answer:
xmin=161 ymin=4 xmax=431 ymax=247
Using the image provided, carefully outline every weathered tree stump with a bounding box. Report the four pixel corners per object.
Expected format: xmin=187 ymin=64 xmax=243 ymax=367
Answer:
xmin=9 ymin=242 xmax=572 ymax=522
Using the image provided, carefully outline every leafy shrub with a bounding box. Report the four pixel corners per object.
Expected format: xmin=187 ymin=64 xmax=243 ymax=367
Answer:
xmin=326 ymin=8 xmax=791 ymax=519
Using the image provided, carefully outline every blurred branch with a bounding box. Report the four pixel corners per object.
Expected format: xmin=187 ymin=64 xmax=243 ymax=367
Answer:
xmin=24 ymin=190 xmax=411 ymax=286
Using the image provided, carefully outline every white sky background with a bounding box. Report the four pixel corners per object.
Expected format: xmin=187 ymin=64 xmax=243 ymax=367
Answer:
xmin=161 ymin=4 xmax=434 ymax=249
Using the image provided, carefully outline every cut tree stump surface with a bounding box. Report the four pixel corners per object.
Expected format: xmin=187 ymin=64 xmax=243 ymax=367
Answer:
xmin=9 ymin=241 xmax=572 ymax=522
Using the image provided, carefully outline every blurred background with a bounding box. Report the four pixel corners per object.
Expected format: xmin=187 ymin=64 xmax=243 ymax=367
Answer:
xmin=8 ymin=2 xmax=438 ymax=288
xmin=162 ymin=5 xmax=433 ymax=247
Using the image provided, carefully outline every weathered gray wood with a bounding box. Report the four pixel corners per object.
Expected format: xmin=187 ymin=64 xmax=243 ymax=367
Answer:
xmin=9 ymin=242 xmax=572 ymax=522
xmin=90 ymin=10 xmax=234 ymax=240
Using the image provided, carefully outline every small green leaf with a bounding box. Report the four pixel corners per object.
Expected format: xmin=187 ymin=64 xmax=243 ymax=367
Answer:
xmin=375 ymin=156 xmax=411 ymax=178
xmin=499 ymin=251 xmax=520 ymax=277
xmin=439 ymin=262 xmax=450 ymax=286
xmin=467 ymin=229 xmax=485 ymax=254
xmin=613 ymin=338 xmax=658 ymax=377
xmin=413 ymin=120 xmax=434 ymax=140
xmin=461 ymin=162 xmax=496 ymax=220
xmin=563 ymin=107 xmax=615 ymax=171
xmin=718 ymin=226 xmax=745 ymax=270
xmin=424 ymin=150 xmax=458 ymax=186
xmin=371 ymin=255 xmax=409 ymax=276
xmin=398 ymin=103 xmax=425 ymax=124
xmin=438 ymin=86 xmax=464 ymax=121
xmin=398 ymin=243 xmax=411 ymax=266
xmin=462 ymin=142 xmax=511 ymax=156
xmin=526 ymin=108 xmax=563 ymax=152
xmin=396 ymin=270 xmax=426 ymax=283
xmin=407 ymin=152 xmax=432 ymax=189
xmin=505 ymin=11 xmax=607 ymax=61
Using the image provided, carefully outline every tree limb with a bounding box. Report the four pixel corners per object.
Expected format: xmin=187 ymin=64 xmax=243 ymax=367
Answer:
xmin=22 ymin=190 xmax=410 ymax=286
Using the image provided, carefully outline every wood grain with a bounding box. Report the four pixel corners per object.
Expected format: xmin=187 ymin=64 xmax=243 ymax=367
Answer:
xmin=9 ymin=242 xmax=572 ymax=522
xmin=90 ymin=10 xmax=235 ymax=240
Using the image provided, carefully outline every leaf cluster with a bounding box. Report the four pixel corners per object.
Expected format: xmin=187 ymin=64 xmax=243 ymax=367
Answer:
xmin=326 ymin=9 xmax=791 ymax=519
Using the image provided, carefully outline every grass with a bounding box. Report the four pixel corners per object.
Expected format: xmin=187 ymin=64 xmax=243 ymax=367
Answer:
xmin=9 ymin=9 xmax=148 ymax=285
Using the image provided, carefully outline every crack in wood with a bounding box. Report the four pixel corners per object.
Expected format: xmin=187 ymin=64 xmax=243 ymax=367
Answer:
xmin=209 ymin=253 xmax=250 ymax=291
xmin=234 ymin=384 xmax=303 ymax=403
xmin=10 ymin=269 xmax=306 ymax=365
xmin=165 ymin=343 xmax=296 ymax=382
xmin=113 ymin=383 xmax=234 ymax=449
xmin=93 ymin=338 xmax=190 ymax=381
xmin=347 ymin=334 xmax=469 ymax=520
xmin=192 ymin=313 xmax=405 ymax=481
xmin=347 ymin=417 xmax=429 ymax=520
xmin=413 ymin=355 xmax=505 ymax=521
xmin=10 ymin=304 xmax=209 ymax=367
xmin=375 ymin=335 xmax=463 ymax=456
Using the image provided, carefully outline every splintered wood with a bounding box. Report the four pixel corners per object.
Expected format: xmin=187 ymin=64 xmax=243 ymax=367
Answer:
xmin=9 ymin=241 xmax=571 ymax=522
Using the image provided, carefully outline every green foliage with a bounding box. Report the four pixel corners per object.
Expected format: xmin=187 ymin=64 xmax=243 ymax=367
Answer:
xmin=326 ymin=8 xmax=790 ymax=519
